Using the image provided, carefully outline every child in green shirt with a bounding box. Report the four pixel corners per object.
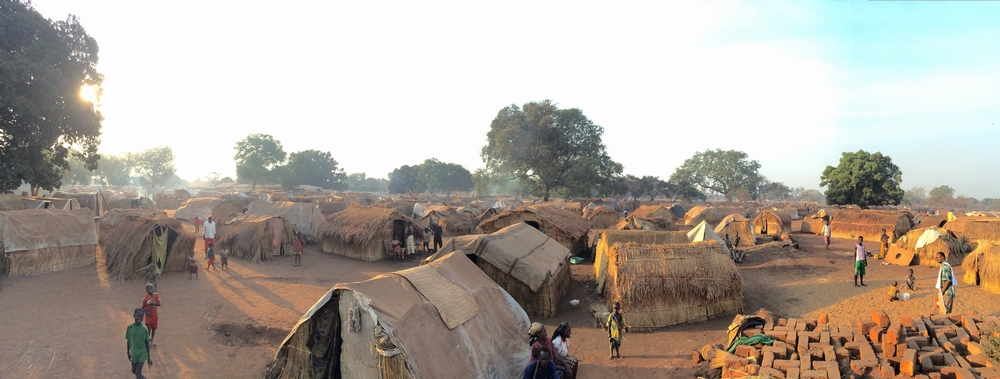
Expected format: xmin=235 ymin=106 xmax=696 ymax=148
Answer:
xmin=126 ymin=308 xmax=153 ymax=378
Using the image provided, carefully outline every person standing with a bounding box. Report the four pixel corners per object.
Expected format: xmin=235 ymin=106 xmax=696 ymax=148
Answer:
xmin=605 ymin=302 xmax=628 ymax=359
xmin=205 ymin=242 xmax=216 ymax=271
xmin=203 ymin=216 xmax=216 ymax=255
xmin=187 ymin=250 xmax=199 ymax=279
xmin=141 ymin=283 xmax=161 ymax=348
xmin=432 ymin=223 xmax=443 ymax=253
xmin=193 ymin=217 xmax=201 ymax=238
xmin=855 ymin=236 xmax=867 ymax=287
xmin=293 ymin=235 xmax=303 ymax=266
xmin=879 ymin=229 xmax=890 ymax=259
xmin=405 ymin=224 xmax=416 ymax=258
xmin=936 ymin=251 xmax=956 ymax=315
xmin=126 ymin=308 xmax=154 ymax=379
xmin=822 ymin=220 xmax=831 ymax=250
xmin=219 ymin=248 xmax=229 ymax=270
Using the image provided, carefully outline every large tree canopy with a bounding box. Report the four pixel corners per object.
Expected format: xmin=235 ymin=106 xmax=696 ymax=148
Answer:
xmin=278 ymin=149 xmax=346 ymax=190
xmin=388 ymin=159 xmax=473 ymax=196
xmin=234 ymin=133 xmax=286 ymax=190
xmin=820 ymin=150 xmax=904 ymax=207
xmin=481 ymin=100 xmax=622 ymax=201
xmin=0 ymin=2 xmax=104 ymax=193
xmin=669 ymin=149 xmax=762 ymax=201
xmin=134 ymin=147 xmax=176 ymax=188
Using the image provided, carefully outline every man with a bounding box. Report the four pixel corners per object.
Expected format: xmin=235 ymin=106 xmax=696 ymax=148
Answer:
xmin=203 ymin=216 xmax=216 ymax=255
xmin=523 ymin=346 xmax=559 ymax=379
xmin=822 ymin=220 xmax=831 ymax=250
xmin=879 ymin=229 xmax=890 ymax=259
xmin=432 ymin=223 xmax=443 ymax=253
xmin=141 ymin=283 xmax=161 ymax=348
xmin=855 ymin=236 xmax=867 ymax=287
xmin=126 ymin=308 xmax=154 ymax=379
xmin=936 ymin=251 xmax=956 ymax=315
xmin=293 ymin=235 xmax=303 ymax=266
xmin=604 ymin=302 xmax=628 ymax=359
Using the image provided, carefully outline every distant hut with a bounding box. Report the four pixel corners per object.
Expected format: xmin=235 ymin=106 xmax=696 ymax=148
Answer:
xmin=265 ymin=252 xmax=530 ymax=379
xmin=416 ymin=205 xmax=477 ymax=237
xmin=423 ymin=223 xmax=571 ymax=318
xmin=316 ymin=204 xmax=422 ymax=261
xmin=533 ymin=201 xmax=582 ymax=214
xmin=952 ymin=218 xmax=1000 ymax=241
xmin=101 ymin=215 xmax=194 ymax=280
xmin=668 ymin=203 xmax=686 ymax=218
xmin=894 ymin=227 xmax=965 ymax=267
xmin=684 ymin=206 xmax=723 ymax=226
xmin=175 ymin=198 xmax=241 ymax=223
xmin=0 ymin=209 xmax=97 ymax=277
xmin=613 ymin=215 xmax=663 ymax=231
xmin=246 ymin=201 xmax=327 ymax=241
xmin=584 ymin=206 xmax=621 ymax=229
xmin=715 ymin=214 xmax=755 ymax=246
xmin=631 ymin=205 xmax=677 ymax=228
xmin=475 ymin=207 xmax=499 ymax=227
xmin=830 ymin=209 xmax=911 ymax=243
xmin=752 ymin=210 xmax=793 ymax=238
xmin=592 ymin=230 xmax=690 ymax=294
xmin=100 ymin=208 xmax=168 ymax=244
xmin=801 ymin=209 xmax=835 ymax=235
xmin=478 ymin=205 xmax=591 ymax=255
xmin=602 ymin=241 xmax=743 ymax=328
xmin=215 ymin=215 xmax=295 ymax=263
xmin=913 ymin=214 xmax=947 ymax=229
xmin=0 ymin=193 xmax=28 ymax=211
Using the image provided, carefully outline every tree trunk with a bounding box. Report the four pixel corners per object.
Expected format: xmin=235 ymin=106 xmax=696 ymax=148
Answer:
xmin=252 ymin=180 xmax=257 ymax=191
xmin=31 ymin=185 xmax=40 ymax=197
xmin=542 ymin=184 xmax=550 ymax=202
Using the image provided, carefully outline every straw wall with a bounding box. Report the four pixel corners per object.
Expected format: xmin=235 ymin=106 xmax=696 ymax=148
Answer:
xmin=715 ymin=218 xmax=755 ymax=246
xmin=321 ymin=238 xmax=386 ymax=261
xmin=752 ymin=210 xmax=792 ymax=237
xmin=1 ymin=245 xmax=96 ymax=277
xmin=830 ymin=209 xmax=911 ymax=243
xmin=102 ymin=217 xmax=194 ymax=280
xmin=977 ymin=241 xmax=1000 ymax=294
xmin=962 ymin=219 xmax=1000 ymax=242
xmin=480 ymin=257 xmax=570 ymax=318
xmin=585 ymin=206 xmax=621 ymax=229
xmin=800 ymin=217 xmax=828 ymax=235
xmin=604 ymin=241 xmax=743 ymax=328
xmin=216 ymin=216 xmax=295 ymax=263
xmin=684 ymin=206 xmax=722 ymax=226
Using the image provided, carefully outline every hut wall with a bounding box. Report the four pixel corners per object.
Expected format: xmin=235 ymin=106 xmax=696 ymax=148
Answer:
xmin=963 ymin=221 xmax=1000 ymax=242
xmin=1 ymin=245 xmax=96 ymax=277
xmin=338 ymin=293 xmax=385 ymax=378
xmin=480 ymin=258 xmax=570 ymax=318
xmin=588 ymin=213 xmax=621 ymax=229
xmin=800 ymin=217 xmax=827 ymax=235
xmin=979 ymin=242 xmax=1000 ymax=294
xmin=830 ymin=210 xmax=910 ymax=243
xmin=752 ymin=211 xmax=791 ymax=237
xmin=165 ymin=233 xmax=195 ymax=272
xmin=322 ymin=238 xmax=386 ymax=261
xmin=717 ymin=221 xmax=755 ymax=247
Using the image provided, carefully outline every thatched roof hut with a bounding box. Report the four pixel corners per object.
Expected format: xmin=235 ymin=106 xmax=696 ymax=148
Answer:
xmin=533 ymin=201 xmax=582 ymax=213
xmin=106 ymin=196 xmax=153 ymax=210
xmin=475 ymin=207 xmax=499 ymax=227
xmin=752 ymin=210 xmax=792 ymax=238
xmin=603 ymin=241 xmax=743 ymax=328
xmin=894 ymin=227 xmax=965 ymax=267
xmin=316 ymin=204 xmax=422 ymax=261
xmin=53 ymin=191 xmax=109 ymax=217
xmin=951 ymin=218 xmax=1000 ymax=241
xmin=0 ymin=193 xmax=28 ymax=211
xmin=175 ymin=198 xmax=241 ymax=223
xmin=830 ymin=209 xmax=911 ymax=243
xmin=684 ymin=206 xmax=723 ymax=226
xmin=101 ymin=215 xmax=194 ymax=280
xmin=216 ymin=215 xmax=295 ymax=263
xmin=631 ymin=205 xmax=677 ymax=222
xmin=416 ymin=206 xmax=477 ymax=237
xmin=100 ymin=208 xmax=168 ymax=244
xmin=715 ymin=214 xmax=755 ymax=246
xmin=976 ymin=241 xmax=1000 ymax=294
xmin=423 ymin=223 xmax=571 ymax=318
xmin=478 ymin=205 xmax=591 ymax=255
xmin=246 ymin=201 xmax=326 ymax=240
xmin=592 ymin=230 xmax=691 ymax=294
xmin=913 ymin=214 xmax=947 ymax=229
xmin=800 ymin=211 xmax=832 ymax=235
xmin=613 ymin=215 xmax=663 ymax=231
xmin=265 ymin=251 xmax=530 ymax=379
xmin=961 ymin=241 xmax=999 ymax=286
xmin=584 ymin=206 xmax=621 ymax=229
xmin=0 ymin=209 xmax=98 ymax=277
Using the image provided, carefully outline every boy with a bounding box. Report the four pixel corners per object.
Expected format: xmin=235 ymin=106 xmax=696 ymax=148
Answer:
xmin=888 ymin=281 xmax=900 ymax=301
xmin=822 ymin=220 xmax=831 ymax=250
xmin=144 ymin=264 xmax=158 ymax=292
xmin=193 ymin=216 xmax=201 ymax=237
xmin=187 ymin=250 xmax=199 ymax=279
xmin=880 ymin=229 xmax=890 ymax=259
xmin=126 ymin=308 xmax=154 ymax=379
xmin=219 ymin=248 xmax=229 ymax=270
xmin=205 ymin=242 xmax=216 ymax=271
xmin=293 ymin=235 xmax=303 ymax=266
xmin=142 ymin=283 xmax=161 ymax=347
xmin=391 ymin=237 xmax=404 ymax=262
xmin=855 ymin=236 xmax=867 ymax=287
xmin=905 ymin=269 xmax=916 ymax=291
xmin=604 ymin=302 xmax=628 ymax=359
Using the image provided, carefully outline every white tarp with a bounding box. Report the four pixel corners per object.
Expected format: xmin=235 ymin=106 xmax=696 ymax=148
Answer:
xmin=246 ymin=201 xmax=325 ymax=238
xmin=687 ymin=220 xmax=731 ymax=254
xmin=0 ymin=209 xmax=97 ymax=252
xmin=915 ymin=228 xmax=945 ymax=250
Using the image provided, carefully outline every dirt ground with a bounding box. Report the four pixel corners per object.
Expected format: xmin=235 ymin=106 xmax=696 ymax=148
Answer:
xmin=2 ymin=219 xmax=999 ymax=379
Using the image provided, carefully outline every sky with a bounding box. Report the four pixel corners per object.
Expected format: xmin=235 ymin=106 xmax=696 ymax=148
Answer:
xmin=28 ymin=0 xmax=1000 ymax=198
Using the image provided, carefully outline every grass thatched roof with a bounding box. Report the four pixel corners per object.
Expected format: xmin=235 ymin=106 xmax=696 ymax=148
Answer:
xmin=417 ymin=206 xmax=476 ymax=235
xmin=715 ymin=214 xmax=755 ymax=244
xmin=477 ymin=205 xmax=591 ymax=241
xmin=613 ymin=215 xmax=662 ymax=231
xmin=0 ymin=193 xmax=28 ymax=211
xmin=584 ymin=206 xmax=621 ymax=229
xmin=958 ymin=218 xmax=1000 ymax=241
xmin=830 ymin=209 xmax=911 ymax=242
xmin=684 ymin=206 xmax=723 ymax=226
xmin=102 ymin=215 xmax=194 ymax=280
xmin=631 ymin=205 xmax=676 ymax=222
xmin=752 ymin=210 xmax=792 ymax=237
xmin=317 ymin=203 xmax=419 ymax=245
xmin=216 ymin=214 xmax=294 ymax=263
xmin=974 ymin=241 xmax=1000 ymax=294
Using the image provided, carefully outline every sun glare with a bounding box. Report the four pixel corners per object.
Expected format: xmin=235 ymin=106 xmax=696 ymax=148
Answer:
xmin=79 ymin=84 xmax=99 ymax=103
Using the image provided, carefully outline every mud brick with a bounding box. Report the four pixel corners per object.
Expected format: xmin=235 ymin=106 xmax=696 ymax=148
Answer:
xmin=758 ymin=367 xmax=785 ymax=378
xmin=800 ymin=369 xmax=827 ymax=378
xmin=954 ymin=354 xmax=971 ymax=369
xmin=942 ymin=352 xmax=956 ymax=366
xmin=724 ymin=355 xmax=749 ymax=369
xmin=963 ymin=315 xmax=980 ymax=340
xmin=917 ymin=318 xmax=930 ymax=337
xmin=772 ymin=325 xmax=793 ymax=331
xmin=973 ymin=367 xmax=1000 ymax=379
xmin=788 ymin=318 xmax=799 ymax=328
xmin=764 ymin=329 xmax=788 ymax=343
xmin=815 ymin=323 xmax=828 ymax=333
xmin=773 ymin=359 xmax=797 ymax=370
xmin=812 ymin=360 xmax=832 ymax=369
xmin=895 ymin=343 xmax=908 ymax=358
xmin=915 ymin=375 xmax=930 ymax=379
xmin=879 ymin=361 xmax=896 ymax=377
xmin=872 ymin=310 xmax=890 ymax=329
xmin=885 ymin=323 xmax=905 ymax=345
xmin=941 ymin=367 xmax=977 ymax=379
xmin=942 ymin=340 xmax=957 ymax=353
xmin=692 ymin=350 xmax=704 ymax=364
xmin=881 ymin=341 xmax=896 ymax=358
xmin=849 ymin=359 xmax=876 ymax=375
xmin=786 ymin=367 xmax=800 ymax=379
xmin=907 ymin=336 xmax=930 ymax=348
xmin=858 ymin=321 xmax=877 ymax=336
xmin=788 ymin=331 xmax=798 ymax=348
xmin=779 ymin=318 xmax=788 ymax=327
xmin=901 ymin=349 xmax=918 ymax=376
xmin=902 ymin=314 xmax=917 ymax=328
xmin=869 ymin=327 xmax=882 ymax=343
xmin=823 ymin=345 xmax=836 ymax=362
xmin=948 ymin=313 xmax=964 ymax=324
xmin=818 ymin=313 xmax=830 ymax=324
xmin=826 ymin=365 xmax=840 ymax=379
xmin=966 ymin=354 xmax=989 ymax=368
xmin=920 ymin=354 xmax=938 ymax=373
xmin=930 ymin=314 xmax=953 ymax=325
xmin=834 ymin=347 xmax=849 ymax=360
xmin=746 ymin=364 xmax=760 ymax=376
xmin=800 ymin=353 xmax=811 ymax=371
xmin=831 ymin=332 xmax=851 ymax=347
xmin=762 ymin=351 xmax=775 ymax=368
xmin=735 ymin=344 xmax=754 ymax=357
xmin=765 ymin=321 xmax=775 ymax=331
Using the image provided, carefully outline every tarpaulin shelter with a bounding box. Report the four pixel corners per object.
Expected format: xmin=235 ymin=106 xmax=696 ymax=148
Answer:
xmin=0 ymin=209 xmax=97 ymax=277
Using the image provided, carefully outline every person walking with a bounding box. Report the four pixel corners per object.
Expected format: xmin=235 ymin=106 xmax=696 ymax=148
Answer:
xmin=141 ymin=283 xmax=161 ymax=348
xmin=193 ymin=217 xmax=201 ymax=238
xmin=205 ymin=242 xmax=216 ymax=271
xmin=432 ymin=223 xmax=443 ymax=253
xmin=822 ymin=220 xmax=831 ymax=250
xmin=936 ymin=251 xmax=956 ymax=314
xmin=187 ymin=251 xmax=199 ymax=279
xmin=203 ymin=216 xmax=216 ymax=255
xmin=126 ymin=308 xmax=154 ymax=379
xmin=293 ymin=235 xmax=303 ymax=266
xmin=879 ymin=229 xmax=890 ymax=259
xmin=855 ymin=236 xmax=867 ymax=287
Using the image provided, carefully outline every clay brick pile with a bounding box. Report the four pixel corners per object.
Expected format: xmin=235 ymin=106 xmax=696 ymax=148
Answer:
xmin=717 ymin=311 xmax=1000 ymax=379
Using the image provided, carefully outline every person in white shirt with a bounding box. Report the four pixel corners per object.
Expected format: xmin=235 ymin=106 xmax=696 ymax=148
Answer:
xmin=203 ymin=216 xmax=216 ymax=256
xmin=822 ymin=220 xmax=831 ymax=250
xmin=550 ymin=322 xmax=577 ymax=379
xmin=854 ymin=236 xmax=867 ymax=287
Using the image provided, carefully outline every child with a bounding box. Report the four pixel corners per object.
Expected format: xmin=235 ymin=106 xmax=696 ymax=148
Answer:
xmin=144 ymin=263 xmax=158 ymax=292
xmin=187 ymin=250 xmax=199 ymax=279
xmin=905 ymin=269 xmax=916 ymax=291
xmin=391 ymin=237 xmax=404 ymax=262
xmin=126 ymin=308 xmax=153 ymax=379
xmin=604 ymin=302 xmax=628 ymax=359
xmin=293 ymin=236 xmax=303 ymax=266
xmin=889 ymin=281 xmax=900 ymax=301
xmin=220 ymin=248 xmax=229 ymax=270
xmin=193 ymin=216 xmax=201 ymax=237
xmin=142 ymin=283 xmax=161 ymax=348
xmin=205 ymin=242 xmax=216 ymax=271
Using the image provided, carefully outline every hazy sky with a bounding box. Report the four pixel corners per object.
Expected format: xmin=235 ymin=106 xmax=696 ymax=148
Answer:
xmin=30 ymin=1 xmax=1000 ymax=198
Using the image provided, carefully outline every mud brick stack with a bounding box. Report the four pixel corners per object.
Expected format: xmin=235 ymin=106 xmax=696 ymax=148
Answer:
xmin=717 ymin=311 xmax=1000 ymax=379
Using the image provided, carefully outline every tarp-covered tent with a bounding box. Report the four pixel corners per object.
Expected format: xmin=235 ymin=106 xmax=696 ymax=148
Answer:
xmin=247 ymin=201 xmax=326 ymax=240
xmin=216 ymin=214 xmax=295 ymax=263
xmin=830 ymin=209 xmax=911 ymax=243
xmin=423 ymin=223 xmax=571 ymax=318
xmin=613 ymin=215 xmax=662 ymax=231
xmin=631 ymin=205 xmax=677 ymax=226
xmin=715 ymin=214 xmax=755 ymax=247
xmin=53 ymin=191 xmax=109 ymax=217
xmin=265 ymin=251 xmax=530 ymax=379
xmin=478 ymin=205 xmax=591 ymax=255
xmin=101 ymin=215 xmax=195 ymax=280
xmin=175 ymin=198 xmax=241 ymax=223
xmin=0 ymin=209 xmax=98 ymax=277
xmin=411 ymin=203 xmax=430 ymax=218
xmin=894 ymin=227 xmax=965 ymax=267
xmin=317 ymin=204 xmax=423 ymax=261
xmin=584 ymin=206 xmax=621 ymax=229
xmin=752 ymin=210 xmax=792 ymax=238
xmin=592 ymin=230 xmax=690 ymax=294
xmin=684 ymin=206 xmax=723 ymax=226
xmin=688 ymin=220 xmax=730 ymax=254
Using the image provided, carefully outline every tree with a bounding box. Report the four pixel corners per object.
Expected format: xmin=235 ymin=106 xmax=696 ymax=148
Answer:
xmin=133 ymin=147 xmax=176 ymax=188
xmin=388 ymin=165 xmax=422 ymax=194
xmin=94 ymin=154 xmax=132 ymax=186
xmin=219 ymin=177 xmax=235 ymax=184
xmin=0 ymin=3 xmax=104 ymax=193
xmin=927 ymin=185 xmax=957 ymax=207
xmin=820 ymin=150 xmax=903 ymax=207
xmin=669 ymin=149 xmax=762 ymax=201
xmin=929 ymin=185 xmax=955 ymax=198
xmin=481 ymin=100 xmax=623 ymax=201
xmin=281 ymin=150 xmax=346 ymax=190
xmin=903 ymin=186 xmax=927 ymax=206
xmin=799 ymin=189 xmax=825 ymax=203
xmin=345 ymin=172 xmax=389 ymax=193
xmin=204 ymin=172 xmax=221 ymax=187
xmin=234 ymin=134 xmax=286 ymax=190
xmin=417 ymin=159 xmax=473 ymax=197
xmin=760 ymin=181 xmax=791 ymax=202
xmin=62 ymin=151 xmax=95 ymax=186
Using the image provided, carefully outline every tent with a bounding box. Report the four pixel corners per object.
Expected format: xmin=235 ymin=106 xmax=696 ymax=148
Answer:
xmin=0 ymin=193 xmax=28 ymax=211
xmin=688 ymin=220 xmax=730 ymax=254
xmin=216 ymin=215 xmax=295 ymax=263
xmin=715 ymin=214 xmax=756 ymax=247
xmin=584 ymin=206 xmax=621 ymax=229
xmin=592 ymin=230 xmax=690 ymax=294
xmin=422 ymin=223 xmax=571 ymax=318
xmin=894 ymin=227 xmax=965 ymax=267
xmin=175 ymin=198 xmax=241 ymax=223
xmin=613 ymin=215 xmax=663 ymax=231
xmin=101 ymin=215 xmax=195 ymax=280
xmin=752 ymin=210 xmax=792 ymax=238
xmin=478 ymin=205 xmax=591 ymax=255
xmin=0 ymin=209 xmax=98 ymax=277
xmin=265 ymin=251 xmax=530 ymax=379
xmin=684 ymin=206 xmax=723 ymax=226
xmin=317 ymin=204 xmax=423 ymax=261
xmin=415 ymin=206 xmax=477 ymax=237
xmin=246 ymin=201 xmax=326 ymax=240
xmin=630 ymin=205 xmax=677 ymax=226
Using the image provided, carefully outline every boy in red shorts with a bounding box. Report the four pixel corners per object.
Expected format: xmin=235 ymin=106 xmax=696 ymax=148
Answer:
xmin=141 ymin=283 xmax=161 ymax=348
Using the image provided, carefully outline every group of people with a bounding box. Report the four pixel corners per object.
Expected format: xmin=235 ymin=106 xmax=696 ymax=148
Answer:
xmin=853 ymin=230 xmax=958 ymax=315
xmin=723 ymin=233 xmax=745 ymax=263
xmin=391 ymin=222 xmax=443 ymax=262
xmin=127 ymin=282 xmax=161 ymax=379
xmin=522 ymin=302 xmax=630 ymax=379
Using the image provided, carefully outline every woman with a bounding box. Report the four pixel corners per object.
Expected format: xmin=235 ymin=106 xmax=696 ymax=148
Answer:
xmin=528 ymin=323 xmax=571 ymax=377
xmin=551 ymin=322 xmax=578 ymax=379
